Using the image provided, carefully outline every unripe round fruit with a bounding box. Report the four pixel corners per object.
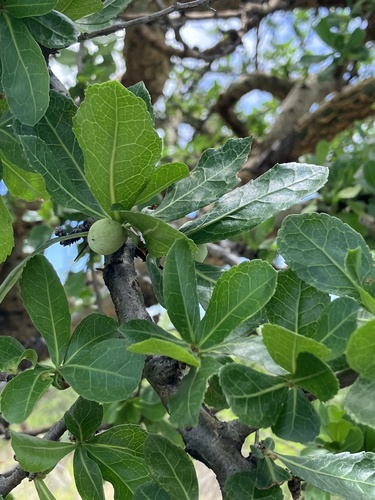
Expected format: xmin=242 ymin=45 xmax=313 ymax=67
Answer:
xmin=88 ymin=219 xmax=126 ymax=255
xmin=193 ymin=244 xmax=208 ymax=263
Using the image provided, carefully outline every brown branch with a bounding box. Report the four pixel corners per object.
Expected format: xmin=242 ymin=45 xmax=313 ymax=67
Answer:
xmin=103 ymin=240 xmax=255 ymax=490
xmin=79 ymin=0 xmax=218 ymax=41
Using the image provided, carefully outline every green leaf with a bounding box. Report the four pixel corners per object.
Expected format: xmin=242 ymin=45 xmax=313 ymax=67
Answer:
xmin=0 ymin=367 xmax=52 ymax=423
xmin=127 ymin=339 xmax=200 ymax=367
xmin=34 ymin=478 xmax=57 ymax=500
xmin=23 ymin=11 xmax=79 ymax=49
xmin=262 ymin=324 xmax=330 ymax=374
xmin=224 ymin=471 xmax=256 ymax=500
xmin=153 ymin=137 xmax=251 ymax=221
xmin=20 ymin=255 xmax=71 ymax=367
xmin=256 ymin=456 xmax=291 ymax=489
xmin=146 ymin=256 xmax=165 ymax=308
xmin=128 ymin=82 xmax=154 ymax=123
xmin=145 ymin=434 xmax=199 ymax=500
xmin=272 ymin=388 xmax=320 ymax=443
xmin=0 ymin=336 xmax=37 ymax=373
xmin=134 ymin=482 xmax=170 ymax=500
xmin=65 ymin=313 xmax=119 ymax=363
xmin=219 ymin=364 xmax=288 ymax=427
xmin=20 ymin=135 xmax=105 ymax=218
xmin=345 ymin=377 xmax=375 ymax=428
xmin=0 ymin=111 xmax=30 ymax=171
xmin=277 ymin=213 xmax=375 ymax=311
xmin=136 ymin=163 xmax=189 ymax=205
xmin=0 ymin=14 xmax=49 ymax=125
xmin=181 ymin=163 xmax=328 ymax=244
xmin=0 ymin=195 xmax=14 ymax=263
xmin=197 ymin=260 xmax=277 ymax=350
xmin=56 ymin=0 xmax=103 ymax=21
xmin=121 ymin=211 xmax=197 ymax=257
xmin=73 ymin=447 xmax=105 ymax=500
xmin=10 ymin=430 xmax=75 ymax=472
xmin=85 ymin=424 xmax=149 ymax=499
xmin=266 ymin=269 xmax=329 ymax=338
xmin=120 ymin=318 xmax=188 ymax=347
xmin=4 ymin=1 xmax=57 ymax=18
xmin=278 ymin=450 xmax=375 ymax=500
xmin=60 ymin=339 xmax=144 ymax=402
xmin=2 ymin=157 xmax=48 ymax=201
xmin=77 ymin=0 xmax=134 ymax=29
xmin=315 ymin=297 xmax=359 ymax=360
xmin=195 ymin=262 xmax=225 ymax=310
xmin=73 ymin=81 xmax=161 ymax=217
xmin=168 ymin=357 xmax=221 ymax=428
xmin=0 ymin=232 xmax=88 ymax=304
xmin=346 ymin=319 xmax=375 ymax=379
xmin=163 ymin=239 xmax=200 ymax=343
xmin=291 ymin=352 xmax=339 ymax=401
xmin=64 ymin=398 xmax=103 ymax=442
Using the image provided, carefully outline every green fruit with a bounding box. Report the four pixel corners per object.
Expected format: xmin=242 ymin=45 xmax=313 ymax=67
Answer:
xmin=88 ymin=219 xmax=126 ymax=255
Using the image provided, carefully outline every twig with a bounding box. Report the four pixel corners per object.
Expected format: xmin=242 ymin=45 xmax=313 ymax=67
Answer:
xmin=79 ymin=0 xmax=217 ymax=41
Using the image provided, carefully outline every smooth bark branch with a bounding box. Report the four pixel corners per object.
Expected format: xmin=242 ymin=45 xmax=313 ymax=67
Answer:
xmin=103 ymin=241 xmax=255 ymax=489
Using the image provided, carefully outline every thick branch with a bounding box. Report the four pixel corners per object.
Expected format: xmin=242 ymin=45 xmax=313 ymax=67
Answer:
xmin=103 ymin=240 xmax=255 ymax=489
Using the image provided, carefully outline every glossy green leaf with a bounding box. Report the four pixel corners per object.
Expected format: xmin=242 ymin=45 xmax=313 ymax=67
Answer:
xmin=292 ymin=352 xmax=339 ymax=401
xmin=120 ymin=319 xmax=188 ymax=348
xmin=0 ymin=111 xmax=31 ymax=171
xmin=256 ymin=456 xmax=291 ymax=489
xmin=134 ymin=482 xmax=170 ymax=500
xmin=56 ymin=0 xmax=103 ymax=21
xmin=315 ymin=297 xmax=359 ymax=360
xmin=168 ymin=357 xmax=221 ymax=428
xmin=278 ymin=450 xmax=375 ymax=500
xmin=64 ymin=398 xmax=103 ymax=442
xmin=121 ymin=211 xmax=197 ymax=257
xmin=23 ymin=11 xmax=79 ymax=49
xmin=77 ymin=1 xmax=137 ymax=30
xmin=181 ymin=163 xmax=328 ymax=244
xmin=0 ymin=232 xmax=88 ymax=304
xmin=277 ymin=213 xmax=375 ymax=312
xmin=0 ymin=367 xmax=52 ymax=423
xmin=146 ymin=256 xmax=165 ymax=307
xmin=345 ymin=377 xmax=375 ymax=428
xmin=272 ymin=388 xmax=320 ymax=443
xmin=73 ymin=447 xmax=105 ymax=500
xmin=20 ymin=135 xmax=105 ymax=218
xmin=0 ymin=14 xmax=49 ymax=125
xmin=65 ymin=313 xmax=119 ymax=363
xmin=0 ymin=195 xmax=13 ymax=263
xmin=136 ymin=163 xmax=189 ymax=205
xmin=128 ymin=82 xmax=154 ymax=122
xmin=128 ymin=338 xmax=200 ymax=367
xmin=145 ymin=434 xmax=199 ymax=500
xmin=4 ymin=1 xmax=57 ymax=18
xmin=34 ymin=478 xmax=57 ymax=500
xmin=73 ymin=81 xmax=161 ymax=217
xmin=20 ymin=255 xmax=70 ymax=367
xmin=266 ymin=268 xmax=329 ymax=337
xmin=195 ymin=262 xmax=225 ymax=310
xmin=224 ymin=471 xmax=256 ymax=500
xmin=163 ymin=239 xmax=200 ymax=343
xmin=262 ymin=324 xmax=330 ymax=374
xmin=154 ymin=137 xmax=251 ymax=221
xmin=10 ymin=430 xmax=75 ymax=472
xmin=0 ymin=336 xmax=37 ymax=373
xmin=219 ymin=364 xmax=288 ymax=427
xmin=60 ymin=339 xmax=144 ymax=402
xmin=86 ymin=425 xmax=149 ymax=499
xmin=346 ymin=319 xmax=375 ymax=379
xmin=2 ymin=157 xmax=47 ymax=201
xmin=197 ymin=260 xmax=277 ymax=350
